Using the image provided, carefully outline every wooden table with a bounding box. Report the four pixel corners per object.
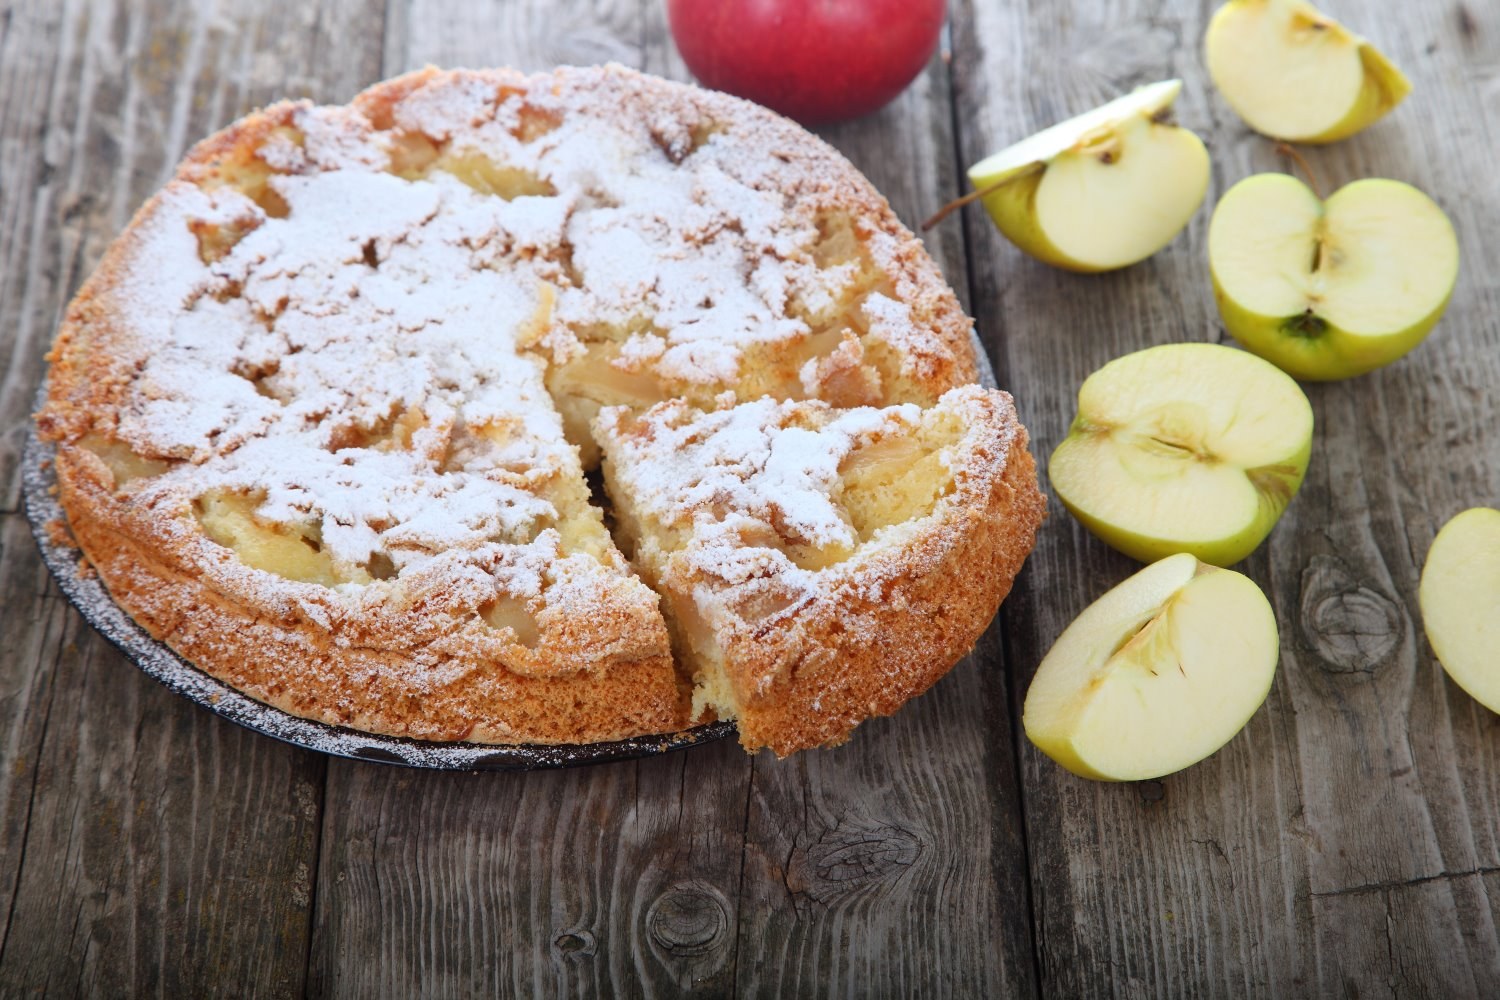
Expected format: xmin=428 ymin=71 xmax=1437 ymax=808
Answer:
xmin=2 ymin=1 xmax=1497 ymax=996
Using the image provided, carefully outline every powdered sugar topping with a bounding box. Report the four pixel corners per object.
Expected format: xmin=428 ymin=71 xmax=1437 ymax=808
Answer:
xmin=599 ymin=397 xmax=920 ymax=552
xmin=88 ymin=66 xmax=942 ymax=601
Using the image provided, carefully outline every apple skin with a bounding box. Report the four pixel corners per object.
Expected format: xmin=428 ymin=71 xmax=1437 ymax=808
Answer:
xmin=1204 ymin=0 xmax=1411 ymax=144
xmin=973 ymin=166 xmax=1106 ymax=272
xmin=1209 ymin=175 xmax=1459 ymax=381
xmin=666 ymin=0 xmax=945 ymax=126
xmin=1052 ymin=450 xmax=1309 ymax=569
xmin=967 ymin=91 xmax=1210 ymax=273
xmin=1211 ymin=269 xmax=1454 ymax=381
xmin=1051 ymin=435 xmax=1310 ymax=568
xmin=972 ymin=167 xmax=1045 ymax=260
xmin=1023 ymin=553 xmax=1279 ymax=781
xmin=972 ymin=132 xmax=1209 ymax=273
xmin=1312 ymin=46 xmax=1412 ymax=144
xmin=972 ymin=165 xmax=1073 ymax=270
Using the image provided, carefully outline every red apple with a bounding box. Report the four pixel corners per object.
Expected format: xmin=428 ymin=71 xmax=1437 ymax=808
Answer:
xmin=667 ymin=0 xmax=946 ymax=126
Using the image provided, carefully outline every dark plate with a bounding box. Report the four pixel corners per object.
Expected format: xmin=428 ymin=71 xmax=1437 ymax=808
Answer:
xmin=21 ymin=401 xmax=734 ymax=771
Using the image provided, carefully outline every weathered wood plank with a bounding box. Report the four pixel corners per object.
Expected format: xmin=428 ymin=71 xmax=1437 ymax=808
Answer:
xmin=2 ymin=511 xmax=324 ymax=999
xmin=1309 ymin=871 xmax=1500 ymax=998
xmin=731 ymin=628 xmax=1036 ymax=998
xmin=949 ymin=0 xmax=1500 ymax=995
xmin=309 ymin=742 xmax=754 ymax=997
xmin=0 ymin=0 xmax=384 ymax=994
xmin=308 ymin=2 xmax=1037 ymax=996
xmin=0 ymin=518 xmax=324 ymax=997
xmin=0 ymin=512 xmax=68 ymax=965
xmin=6 ymin=0 xmax=1493 ymax=994
xmin=0 ymin=0 xmax=73 ymax=515
xmin=385 ymin=0 xmax=649 ymax=76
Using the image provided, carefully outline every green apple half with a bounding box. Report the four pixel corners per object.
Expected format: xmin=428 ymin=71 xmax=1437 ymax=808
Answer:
xmin=1024 ymin=553 xmax=1279 ymax=781
xmin=966 ymin=80 xmax=1209 ymax=273
xmin=1049 ymin=343 xmax=1313 ymax=567
xmin=1209 ymin=174 xmax=1459 ymax=381
xmin=1419 ymin=508 xmax=1500 ymax=714
xmin=1205 ymin=0 xmax=1411 ymax=143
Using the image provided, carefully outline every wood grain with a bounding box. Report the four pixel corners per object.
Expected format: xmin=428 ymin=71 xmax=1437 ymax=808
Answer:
xmin=0 ymin=573 xmax=325 ymax=997
xmin=0 ymin=0 xmax=382 ymax=994
xmin=308 ymin=742 xmax=755 ymax=997
xmin=0 ymin=512 xmax=68 ymax=968
xmin=949 ymin=0 xmax=1500 ymax=995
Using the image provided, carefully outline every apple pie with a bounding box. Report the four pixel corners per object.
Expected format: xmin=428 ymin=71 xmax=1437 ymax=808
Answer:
xmin=37 ymin=65 xmax=1044 ymax=755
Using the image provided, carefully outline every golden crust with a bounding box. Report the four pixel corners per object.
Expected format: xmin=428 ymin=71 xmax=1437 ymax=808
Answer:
xmin=52 ymin=446 xmax=688 ymax=744
xmin=37 ymin=65 xmax=1038 ymax=752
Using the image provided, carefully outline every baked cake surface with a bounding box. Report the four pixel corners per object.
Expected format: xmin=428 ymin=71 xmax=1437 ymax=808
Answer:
xmin=37 ymin=64 xmax=1044 ymax=754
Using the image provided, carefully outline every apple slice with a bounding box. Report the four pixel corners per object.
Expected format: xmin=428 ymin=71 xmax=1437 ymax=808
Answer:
xmin=1049 ymin=343 xmax=1313 ymax=567
xmin=1419 ymin=508 xmax=1500 ymax=714
xmin=965 ymin=80 xmax=1209 ymax=273
xmin=1024 ymin=553 xmax=1279 ymax=781
xmin=1210 ymin=174 xmax=1459 ymax=380
xmin=1205 ymin=0 xmax=1411 ymax=143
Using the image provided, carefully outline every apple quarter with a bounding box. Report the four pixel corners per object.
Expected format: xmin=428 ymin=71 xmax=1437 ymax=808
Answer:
xmin=1205 ymin=0 xmax=1411 ymax=143
xmin=1024 ymin=553 xmax=1279 ymax=781
xmin=966 ymin=80 xmax=1209 ymax=273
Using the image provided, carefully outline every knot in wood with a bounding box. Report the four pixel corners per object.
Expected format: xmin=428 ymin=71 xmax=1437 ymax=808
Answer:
xmin=1298 ymin=555 xmax=1403 ymax=674
xmin=552 ymin=930 xmax=595 ymax=958
xmin=792 ymin=824 xmax=922 ymax=904
xmin=645 ymin=883 xmax=729 ymax=957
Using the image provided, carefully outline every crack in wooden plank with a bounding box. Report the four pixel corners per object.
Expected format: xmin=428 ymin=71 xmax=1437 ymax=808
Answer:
xmin=1310 ymin=867 xmax=1500 ymax=900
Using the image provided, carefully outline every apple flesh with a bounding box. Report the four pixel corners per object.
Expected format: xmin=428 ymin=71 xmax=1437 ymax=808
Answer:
xmin=1205 ymin=0 xmax=1411 ymax=143
xmin=666 ymin=0 xmax=945 ymax=126
xmin=1024 ymin=553 xmax=1279 ymax=781
xmin=1419 ymin=508 xmax=1500 ymax=714
xmin=1049 ymin=343 xmax=1314 ymax=567
xmin=1209 ymin=174 xmax=1459 ymax=381
xmin=966 ymin=80 xmax=1209 ymax=273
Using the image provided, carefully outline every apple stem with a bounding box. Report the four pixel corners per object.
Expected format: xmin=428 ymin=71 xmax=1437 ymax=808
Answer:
xmin=921 ymin=176 xmax=1013 ymax=231
xmin=1274 ymin=142 xmax=1324 ymax=200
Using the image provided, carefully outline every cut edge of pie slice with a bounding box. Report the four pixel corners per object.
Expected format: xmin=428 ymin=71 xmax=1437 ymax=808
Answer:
xmin=597 ymin=384 xmax=1044 ymax=755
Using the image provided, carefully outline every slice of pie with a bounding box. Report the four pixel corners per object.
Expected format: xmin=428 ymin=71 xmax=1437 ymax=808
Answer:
xmin=598 ymin=385 xmax=1039 ymax=756
xmin=36 ymin=65 xmax=1044 ymax=754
